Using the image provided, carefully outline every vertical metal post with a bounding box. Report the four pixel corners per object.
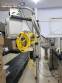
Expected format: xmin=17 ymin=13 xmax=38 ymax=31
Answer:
xmin=36 ymin=56 xmax=39 ymax=83
xmin=57 ymin=38 xmax=61 ymax=53
xmin=34 ymin=37 xmax=41 ymax=83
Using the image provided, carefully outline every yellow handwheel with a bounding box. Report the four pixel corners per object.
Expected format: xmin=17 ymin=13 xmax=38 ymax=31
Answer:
xmin=16 ymin=31 xmax=37 ymax=52
xmin=16 ymin=32 xmax=30 ymax=52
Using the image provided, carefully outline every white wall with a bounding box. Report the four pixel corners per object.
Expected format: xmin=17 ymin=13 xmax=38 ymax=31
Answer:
xmin=0 ymin=11 xmax=9 ymax=23
xmin=38 ymin=9 xmax=62 ymax=37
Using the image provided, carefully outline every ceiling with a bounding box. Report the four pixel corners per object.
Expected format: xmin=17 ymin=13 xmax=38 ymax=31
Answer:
xmin=0 ymin=0 xmax=62 ymax=9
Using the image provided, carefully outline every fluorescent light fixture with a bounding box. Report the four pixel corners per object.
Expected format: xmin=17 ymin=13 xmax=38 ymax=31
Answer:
xmin=32 ymin=0 xmax=40 ymax=4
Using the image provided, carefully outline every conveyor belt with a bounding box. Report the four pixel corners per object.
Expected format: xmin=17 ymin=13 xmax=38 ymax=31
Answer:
xmin=3 ymin=53 xmax=19 ymax=64
xmin=6 ymin=52 xmax=30 ymax=83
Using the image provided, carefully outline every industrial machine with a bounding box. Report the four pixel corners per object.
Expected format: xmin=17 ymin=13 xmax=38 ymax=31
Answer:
xmin=3 ymin=7 xmax=41 ymax=83
xmin=0 ymin=7 xmax=50 ymax=83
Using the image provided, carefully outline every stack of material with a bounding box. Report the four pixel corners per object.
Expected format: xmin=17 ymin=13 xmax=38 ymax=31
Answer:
xmin=0 ymin=35 xmax=6 ymax=83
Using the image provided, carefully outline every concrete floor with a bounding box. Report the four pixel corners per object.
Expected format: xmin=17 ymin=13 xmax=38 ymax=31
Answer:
xmin=18 ymin=48 xmax=60 ymax=83
xmin=18 ymin=64 xmax=36 ymax=83
xmin=39 ymin=48 xmax=58 ymax=83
